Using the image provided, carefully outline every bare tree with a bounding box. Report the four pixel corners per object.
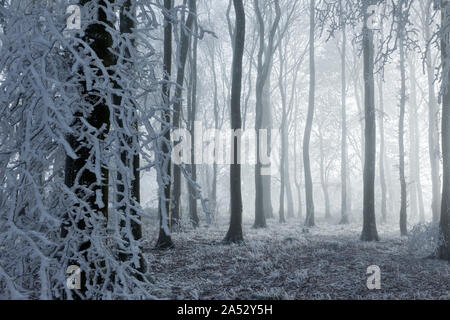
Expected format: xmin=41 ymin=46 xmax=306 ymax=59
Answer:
xmin=224 ymin=0 xmax=245 ymax=243
xmin=171 ymin=0 xmax=196 ymax=228
xmin=360 ymin=0 xmax=379 ymax=241
xmin=156 ymin=0 xmax=175 ymax=249
xmin=304 ymin=0 xmax=316 ymax=227
xmin=419 ymin=0 xmax=441 ymax=223
xmin=253 ymin=0 xmax=281 ymax=228
xmin=439 ymin=0 xmax=450 ymax=260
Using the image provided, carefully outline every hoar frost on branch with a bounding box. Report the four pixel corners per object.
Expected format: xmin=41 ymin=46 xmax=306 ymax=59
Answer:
xmin=0 ymin=0 xmax=178 ymax=299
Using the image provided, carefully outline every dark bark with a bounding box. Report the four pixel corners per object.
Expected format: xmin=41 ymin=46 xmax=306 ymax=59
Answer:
xmin=63 ymin=0 xmax=116 ymax=294
xmin=156 ymin=0 xmax=175 ymax=249
xmin=303 ymin=0 xmax=315 ymax=227
xmin=360 ymin=1 xmax=379 ymax=241
xmin=115 ymin=0 xmax=146 ymax=275
xmin=224 ymin=0 xmax=245 ymax=244
xmin=439 ymin=0 xmax=450 ymax=260
xmin=171 ymin=0 xmax=196 ymax=227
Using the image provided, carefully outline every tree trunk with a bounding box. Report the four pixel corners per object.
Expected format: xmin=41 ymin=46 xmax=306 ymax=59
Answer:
xmin=439 ymin=0 xmax=450 ymax=260
xmin=285 ymin=156 xmax=295 ymax=218
xmin=262 ymin=59 xmax=274 ymax=219
xmin=114 ymin=0 xmax=146 ymax=275
xmin=278 ymin=45 xmax=287 ymax=223
xmin=423 ymin=0 xmax=442 ymax=223
xmin=318 ymin=129 xmax=331 ymax=220
xmin=399 ymin=25 xmax=408 ymax=237
xmin=224 ymin=0 xmax=245 ymax=244
xmin=156 ymin=0 xmax=175 ymax=249
xmin=408 ymin=57 xmax=425 ymax=223
xmin=63 ymin=0 xmax=115 ymax=293
xmin=188 ymin=9 xmax=199 ymax=228
xmin=340 ymin=18 xmax=349 ymax=224
xmin=303 ymin=0 xmax=315 ymax=227
xmin=253 ymin=0 xmax=281 ymax=229
xmin=171 ymin=0 xmax=196 ymax=227
xmin=377 ymin=75 xmax=387 ymax=223
xmin=360 ymin=1 xmax=379 ymax=241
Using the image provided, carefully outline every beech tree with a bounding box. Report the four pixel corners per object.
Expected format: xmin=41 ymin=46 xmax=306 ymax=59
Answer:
xmin=224 ymin=0 xmax=245 ymax=244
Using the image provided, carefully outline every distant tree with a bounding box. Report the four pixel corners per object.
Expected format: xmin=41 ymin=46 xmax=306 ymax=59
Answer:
xmin=419 ymin=0 xmax=441 ymax=223
xmin=187 ymin=0 xmax=200 ymax=228
xmin=253 ymin=0 xmax=281 ymax=228
xmin=397 ymin=0 xmax=408 ymax=236
xmin=304 ymin=0 xmax=316 ymax=227
xmin=339 ymin=0 xmax=349 ymax=224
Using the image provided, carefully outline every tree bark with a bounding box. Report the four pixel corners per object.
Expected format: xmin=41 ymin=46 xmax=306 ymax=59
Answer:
xmin=253 ymin=0 xmax=281 ymax=228
xmin=188 ymin=6 xmax=199 ymax=228
xmin=156 ymin=0 xmax=175 ymax=249
xmin=171 ymin=0 xmax=196 ymax=227
xmin=399 ymin=28 xmax=408 ymax=237
xmin=224 ymin=0 xmax=245 ymax=244
xmin=408 ymin=57 xmax=425 ymax=223
xmin=340 ymin=14 xmax=349 ymax=224
xmin=377 ymin=75 xmax=387 ymax=223
xmin=360 ymin=0 xmax=379 ymax=241
xmin=303 ymin=0 xmax=316 ymax=227
xmin=63 ymin=0 xmax=116 ymax=293
xmin=422 ymin=0 xmax=442 ymax=223
xmin=439 ymin=0 xmax=450 ymax=260
xmin=318 ymin=129 xmax=331 ymax=220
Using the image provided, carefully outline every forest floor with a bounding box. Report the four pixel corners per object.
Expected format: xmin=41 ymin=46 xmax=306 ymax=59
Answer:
xmin=143 ymin=216 xmax=450 ymax=300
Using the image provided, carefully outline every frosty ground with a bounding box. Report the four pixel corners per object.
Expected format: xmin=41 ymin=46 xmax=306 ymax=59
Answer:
xmin=144 ymin=217 xmax=449 ymax=300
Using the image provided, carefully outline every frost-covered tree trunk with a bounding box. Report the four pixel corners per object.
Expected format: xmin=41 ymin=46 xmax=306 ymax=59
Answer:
xmin=63 ymin=0 xmax=116 ymax=291
xmin=171 ymin=0 xmax=196 ymax=226
xmin=439 ymin=0 xmax=450 ymax=260
xmin=303 ymin=0 xmax=316 ymax=227
xmin=224 ymin=0 xmax=245 ymax=243
xmin=360 ymin=0 xmax=379 ymax=241
xmin=398 ymin=24 xmax=408 ymax=237
xmin=156 ymin=0 xmax=175 ymax=249
xmin=115 ymin=0 xmax=147 ymax=275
